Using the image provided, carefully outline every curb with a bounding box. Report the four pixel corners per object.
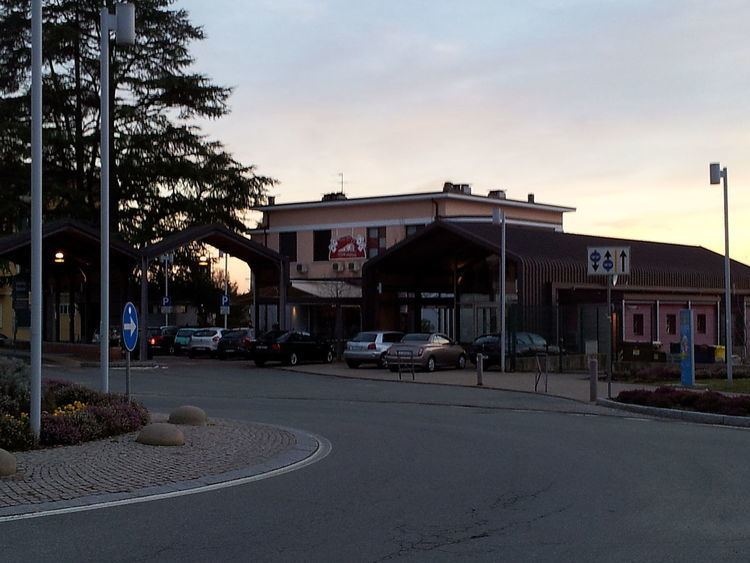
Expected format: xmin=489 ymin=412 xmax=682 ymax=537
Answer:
xmin=275 ymin=365 xmax=599 ymax=407
xmin=0 ymin=423 xmax=330 ymax=522
xmin=596 ymin=398 xmax=750 ymax=428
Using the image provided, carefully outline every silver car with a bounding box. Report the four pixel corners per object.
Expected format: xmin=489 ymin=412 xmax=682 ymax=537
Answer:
xmin=343 ymin=331 xmax=404 ymax=368
xmin=187 ymin=327 xmax=226 ymax=358
xmin=385 ymin=333 xmax=467 ymax=372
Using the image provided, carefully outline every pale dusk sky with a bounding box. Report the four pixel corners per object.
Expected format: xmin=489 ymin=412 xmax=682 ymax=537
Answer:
xmin=176 ymin=0 xmax=750 ymax=287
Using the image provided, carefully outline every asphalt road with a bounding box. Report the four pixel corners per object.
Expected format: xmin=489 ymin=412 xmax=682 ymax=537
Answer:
xmin=2 ymin=359 xmax=750 ymax=562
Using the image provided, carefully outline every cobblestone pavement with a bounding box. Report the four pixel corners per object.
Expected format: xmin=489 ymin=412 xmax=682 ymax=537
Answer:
xmin=0 ymin=417 xmax=297 ymax=511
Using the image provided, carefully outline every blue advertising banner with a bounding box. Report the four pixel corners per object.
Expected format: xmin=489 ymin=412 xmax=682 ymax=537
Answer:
xmin=679 ymin=309 xmax=694 ymax=387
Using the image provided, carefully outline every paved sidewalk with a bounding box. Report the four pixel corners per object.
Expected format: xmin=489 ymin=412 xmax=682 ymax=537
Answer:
xmin=281 ymin=362 xmax=654 ymax=402
xmin=0 ymin=416 xmax=321 ymax=518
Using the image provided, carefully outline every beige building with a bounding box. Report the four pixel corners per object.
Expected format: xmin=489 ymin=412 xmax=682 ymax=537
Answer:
xmin=250 ymin=183 xmax=574 ymax=339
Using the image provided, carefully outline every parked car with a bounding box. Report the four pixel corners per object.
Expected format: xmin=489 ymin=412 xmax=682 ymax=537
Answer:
xmin=148 ymin=325 xmax=178 ymax=354
xmin=252 ymin=330 xmax=333 ymax=367
xmin=0 ymin=333 xmax=8 ymax=346
xmin=217 ymin=329 xmax=254 ymax=360
xmin=173 ymin=327 xmax=200 ymax=355
xmin=385 ymin=332 xmax=466 ymax=372
xmin=343 ymin=331 xmax=404 ymax=368
xmin=468 ymin=332 xmax=561 ymax=367
xmin=187 ymin=327 xmax=226 ymax=358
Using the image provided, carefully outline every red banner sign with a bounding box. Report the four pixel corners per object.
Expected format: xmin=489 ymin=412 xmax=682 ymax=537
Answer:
xmin=329 ymin=235 xmax=365 ymax=259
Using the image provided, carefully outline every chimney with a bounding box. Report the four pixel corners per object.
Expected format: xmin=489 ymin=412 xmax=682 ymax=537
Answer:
xmin=488 ymin=189 xmax=506 ymax=199
xmin=527 ymin=193 xmax=535 ymax=203
xmin=267 ymin=196 xmax=276 ymax=206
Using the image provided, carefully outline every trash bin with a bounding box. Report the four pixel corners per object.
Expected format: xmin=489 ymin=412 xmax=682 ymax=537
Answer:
xmin=714 ymin=345 xmax=726 ymax=362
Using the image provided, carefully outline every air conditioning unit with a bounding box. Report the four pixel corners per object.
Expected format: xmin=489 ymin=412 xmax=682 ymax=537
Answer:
xmin=296 ymin=263 xmax=308 ymax=274
xmin=332 ymin=262 xmax=345 ymax=272
xmin=348 ymin=262 xmax=360 ymax=272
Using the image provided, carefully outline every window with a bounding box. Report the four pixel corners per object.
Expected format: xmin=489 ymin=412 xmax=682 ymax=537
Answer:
xmin=367 ymin=227 xmax=387 ymax=258
xmin=697 ymin=314 xmax=707 ymax=334
xmin=666 ymin=314 xmax=677 ymax=335
xmin=406 ymin=224 xmax=425 ymax=237
xmin=633 ymin=314 xmax=644 ymax=336
xmin=279 ymin=231 xmax=297 ymax=262
xmin=313 ymin=230 xmax=332 ymax=261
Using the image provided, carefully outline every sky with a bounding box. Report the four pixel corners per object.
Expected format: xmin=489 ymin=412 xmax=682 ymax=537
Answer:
xmin=177 ymin=0 xmax=750 ymax=288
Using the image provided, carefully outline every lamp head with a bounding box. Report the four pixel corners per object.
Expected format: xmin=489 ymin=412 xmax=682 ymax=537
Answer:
xmin=710 ymin=162 xmax=722 ymax=185
xmin=115 ymin=3 xmax=135 ymax=46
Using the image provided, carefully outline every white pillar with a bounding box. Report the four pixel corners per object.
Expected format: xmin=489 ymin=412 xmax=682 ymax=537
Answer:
xmin=99 ymin=7 xmax=110 ymax=392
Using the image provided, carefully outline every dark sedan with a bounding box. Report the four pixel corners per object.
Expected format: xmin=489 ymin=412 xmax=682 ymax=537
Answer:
xmin=148 ymin=325 xmax=178 ymax=355
xmin=252 ymin=330 xmax=333 ymax=367
xmin=217 ymin=329 xmax=254 ymax=360
xmin=468 ymin=332 xmax=561 ymax=367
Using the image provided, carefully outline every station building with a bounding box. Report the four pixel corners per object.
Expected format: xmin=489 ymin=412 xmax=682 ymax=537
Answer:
xmin=253 ymin=182 xmax=750 ymax=357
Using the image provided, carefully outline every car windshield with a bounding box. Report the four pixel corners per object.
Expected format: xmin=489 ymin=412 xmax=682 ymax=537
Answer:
xmin=402 ymin=333 xmax=431 ymax=342
xmin=147 ymin=328 xmax=160 ymax=337
xmin=351 ymin=332 xmax=377 ymax=342
xmin=193 ymin=329 xmax=216 ymax=337
xmin=529 ymin=334 xmax=547 ymax=346
xmin=260 ymin=330 xmax=287 ymax=342
xmin=223 ymin=330 xmax=246 ymax=338
xmin=176 ymin=328 xmax=197 ymax=337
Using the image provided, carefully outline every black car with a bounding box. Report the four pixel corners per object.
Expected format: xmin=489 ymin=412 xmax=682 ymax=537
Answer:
xmin=217 ymin=329 xmax=254 ymax=360
xmin=468 ymin=332 xmax=561 ymax=367
xmin=252 ymin=330 xmax=333 ymax=367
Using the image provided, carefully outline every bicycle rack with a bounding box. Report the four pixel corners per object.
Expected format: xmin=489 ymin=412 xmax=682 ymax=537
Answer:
xmin=534 ymin=353 xmax=549 ymax=393
xmin=396 ymin=349 xmax=416 ymax=381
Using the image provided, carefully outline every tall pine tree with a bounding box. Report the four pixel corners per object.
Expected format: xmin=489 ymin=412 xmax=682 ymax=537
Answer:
xmin=0 ymin=0 xmax=273 ymax=245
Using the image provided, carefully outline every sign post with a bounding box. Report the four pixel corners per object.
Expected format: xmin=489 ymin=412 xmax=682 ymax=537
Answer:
xmin=587 ymin=246 xmax=632 ymax=398
xmin=679 ymin=309 xmax=695 ymax=387
xmin=122 ymin=302 xmax=139 ymax=400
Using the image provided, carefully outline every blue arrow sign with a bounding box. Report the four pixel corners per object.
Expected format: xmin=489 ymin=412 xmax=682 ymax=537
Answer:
xmin=122 ymin=301 xmax=139 ymax=352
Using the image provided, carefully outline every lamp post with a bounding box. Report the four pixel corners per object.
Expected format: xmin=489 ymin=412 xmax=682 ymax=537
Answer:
xmin=710 ymin=162 xmax=732 ymax=384
xmin=30 ymin=0 xmax=43 ymax=438
xmin=100 ymin=3 xmax=134 ymax=393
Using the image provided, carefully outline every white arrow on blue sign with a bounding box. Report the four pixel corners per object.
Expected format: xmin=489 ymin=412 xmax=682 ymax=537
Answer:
xmin=122 ymin=301 xmax=139 ymax=352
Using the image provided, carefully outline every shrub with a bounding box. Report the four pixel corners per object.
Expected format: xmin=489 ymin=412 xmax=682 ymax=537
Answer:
xmin=0 ymin=413 xmax=36 ymax=451
xmin=0 ymin=357 xmax=30 ymax=415
xmin=616 ymin=387 xmax=750 ymax=418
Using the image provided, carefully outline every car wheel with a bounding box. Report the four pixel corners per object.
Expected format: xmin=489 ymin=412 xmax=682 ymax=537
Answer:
xmin=187 ymin=350 xmax=195 ymax=359
xmin=426 ymin=356 xmax=436 ymax=372
xmin=457 ymin=354 xmax=467 ymax=369
xmin=378 ymin=354 xmax=388 ymax=369
xmin=169 ymin=345 xmax=175 ymax=355
xmin=326 ymin=350 xmax=334 ymax=364
xmin=346 ymin=360 xmax=360 ymax=369
xmin=218 ymin=352 xmax=226 ymax=360
xmin=254 ymin=360 xmax=266 ymax=367
xmin=288 ymin=352 xmax=299 ymax=366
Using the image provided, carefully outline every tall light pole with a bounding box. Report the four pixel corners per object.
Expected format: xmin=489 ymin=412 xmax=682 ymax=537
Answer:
xmin=100 ymin=3 xmax=134 ymax=392
xmin=710 ymin=162 xmax=732 ymax=384
xmin=30 ymin=0 xmax=43 ymax=438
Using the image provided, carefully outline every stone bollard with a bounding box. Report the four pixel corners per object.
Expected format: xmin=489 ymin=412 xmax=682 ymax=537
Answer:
xmin=589 ymin=357 xmax=598 ymax=402
xmin=0 ymin=448 xmax=17 ymax=476
xmin=476 ymin=353 xmax=484 ymax=386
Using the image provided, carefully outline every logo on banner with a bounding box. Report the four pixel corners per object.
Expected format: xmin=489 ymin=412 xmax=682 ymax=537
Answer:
xmin=329 ymin=235 xmax=366 ymax=260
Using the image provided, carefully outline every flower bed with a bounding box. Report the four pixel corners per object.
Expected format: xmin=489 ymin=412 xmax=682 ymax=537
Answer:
xmin=0 ymin=358 xmax=149 ymax=452
xmin=617 ymin=386 xmax=750 ymax=417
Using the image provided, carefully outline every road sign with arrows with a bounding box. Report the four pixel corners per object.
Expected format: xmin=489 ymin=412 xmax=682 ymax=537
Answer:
xmin=587 ymin=246 xmax=631 ymax=276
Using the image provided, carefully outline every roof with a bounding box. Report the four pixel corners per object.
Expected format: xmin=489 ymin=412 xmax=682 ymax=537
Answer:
xmin=141 ymin=223 xmax=283 ymax=267
xmin=0 ymin=219 xmax=138 ymax=260
xmin=364 ymin=220 xmax=750 ymax=280
xmin=253 ymin=191 xmax=575 ymax=214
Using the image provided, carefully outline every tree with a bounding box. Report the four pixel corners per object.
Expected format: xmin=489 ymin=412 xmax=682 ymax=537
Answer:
xmin=0 ymin=0 xmax=273 ymax=245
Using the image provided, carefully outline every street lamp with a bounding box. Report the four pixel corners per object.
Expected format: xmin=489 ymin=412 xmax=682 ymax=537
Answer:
xmin=100 ymin=3 xmax=135 ymax=393
xmin=54 ymin=251 xmax=65 ymax=264
xmin=199 ymin=254 xmax=209 ymax=267
xmin=710 ymin=162 xmax=732 ymax=384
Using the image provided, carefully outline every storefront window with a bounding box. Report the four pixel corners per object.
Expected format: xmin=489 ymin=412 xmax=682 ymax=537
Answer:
xmin=666 ymin=314 xmax=677 ymax=335
xmin=633 ymin=313 xmax=644 ymax=336
xmin=697 ymin=314 xmax=707 ymax=334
